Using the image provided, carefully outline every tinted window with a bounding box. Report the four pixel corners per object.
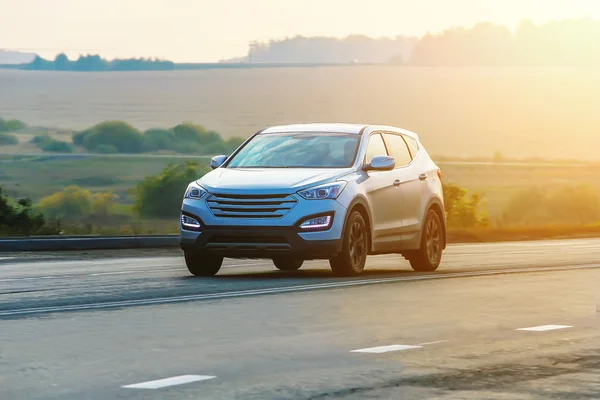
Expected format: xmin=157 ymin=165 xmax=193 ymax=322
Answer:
xmin=227 ymin=132 xmax=360 ymax=168
xmin=403 ymin=136 xmax=419 ymax=158
xmin=383 ymin=133 xmax=412 ymax=166
xmin=365 ymin=133 xmax=388 ymax=164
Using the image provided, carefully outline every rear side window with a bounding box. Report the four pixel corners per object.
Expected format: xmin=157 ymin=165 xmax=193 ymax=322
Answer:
xmin=403 ymin=136 xmax=419 ymax=158
xmin=365 ymin=133 xmax=388 ymax=164
xmin=383 ymin=133 xmax=412 ymax=166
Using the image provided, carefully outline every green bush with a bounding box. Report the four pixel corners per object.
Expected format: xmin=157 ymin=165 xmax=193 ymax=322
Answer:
xmin=134 ymin=162 xmax=202 ymax=218
xmin=0 ymin=118 xmax=27 ymax=132
xmin=172 ymin=123 xmax=222 ymax=148
xmin=142 ymin=128 xmax=174 ymax=151
xmin=75 ymin=121 xmax=144 ymax=153
xmin=30 ymin=135 xmax=46 ymax=144
xmin=41 ymin=140 xmax=73 ymax=153
xmin=94 ymin=144 xmax=118 ymax=154
xmin=37 ymin=186 xmax=92 ymax=220
xmin=443 ymin=183 xmax=489 ymax=228
xmin=171 ymin=140 xmax=203 ymax=154
xmin=0 ymin=133 xmax=18 ymax=145
xmin=37 ymin=186 xmax=115 ymax=220
xmin=73 ymin=120 xmax=232 ymax=155
xmin=0 ymin=186 xmax=50 ymax=236
xmin=31 ymin=134 xmax=73 ymax=153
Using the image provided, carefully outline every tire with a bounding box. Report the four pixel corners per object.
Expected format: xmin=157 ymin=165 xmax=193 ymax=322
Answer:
xmin=408 ymin=210 xmax=443 ymax=272
xmin=329 ymin=211 xmax=368 ymax=276
xmin=184 ymin=253 xmax=223 ymax=276
xmin=273 ymin=258 xmax=304 ymax=271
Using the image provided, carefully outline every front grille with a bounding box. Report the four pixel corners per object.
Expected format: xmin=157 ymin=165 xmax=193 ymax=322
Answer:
xmin=207 ymin=193 xmax=297 ymax=218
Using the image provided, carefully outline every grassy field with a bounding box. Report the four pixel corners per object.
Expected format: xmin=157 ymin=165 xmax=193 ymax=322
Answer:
xmin=2 ymin=67 xmax=600 ymax=161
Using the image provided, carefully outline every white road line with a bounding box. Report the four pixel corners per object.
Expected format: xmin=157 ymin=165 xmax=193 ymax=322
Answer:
xmin=90 ymin=271 xmax=138 ymax=276
xmin=1 ymin=263 xmax=599 ymax=317
xmin=351 ymin=344 xmax=422 ymax=354
xmin=418 ymin=340 xmax=448 ymax=346
xmin=122 ymin=375 xmax=216 ymax=389
xmin=517 ymin=325 xmax=573 ymax=332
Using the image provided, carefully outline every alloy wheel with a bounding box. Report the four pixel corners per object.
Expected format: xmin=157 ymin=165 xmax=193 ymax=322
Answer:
xmin=349 ymin=221 xmax=367 ymax=267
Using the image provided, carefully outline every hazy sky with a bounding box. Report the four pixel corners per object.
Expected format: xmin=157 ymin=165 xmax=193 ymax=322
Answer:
xmin=3 ymin=0 xmax=600 ymax=62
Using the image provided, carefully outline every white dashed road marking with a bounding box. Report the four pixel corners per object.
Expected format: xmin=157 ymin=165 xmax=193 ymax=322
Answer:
xmin=351 ymin=344 xmax=422 ymax=354
xmin=418 ymin=340 xmax=448 ymax=346
xmin=517 ymin=325 xmax=573 ymax=332
xmin=122 ymin=375 xmax=216 ymax=389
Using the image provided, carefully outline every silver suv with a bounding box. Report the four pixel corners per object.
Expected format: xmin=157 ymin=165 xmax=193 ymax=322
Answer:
xmin=180 ymin=123 xmax=446 ymax=277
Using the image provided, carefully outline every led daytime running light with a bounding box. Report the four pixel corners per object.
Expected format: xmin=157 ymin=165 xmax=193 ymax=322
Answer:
xmin=299 ymin=215 xmax=333 ymax=231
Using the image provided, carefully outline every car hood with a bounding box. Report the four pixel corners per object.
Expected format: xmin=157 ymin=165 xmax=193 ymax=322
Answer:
xmin=198 ymin=168 xmax=352 ymax=195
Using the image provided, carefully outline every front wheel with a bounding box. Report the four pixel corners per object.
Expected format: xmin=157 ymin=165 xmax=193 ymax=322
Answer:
xmin=273 ymin=258 xmax=303 ymax=271
xmin=329 ymin=211 xmax=368 ymax=276
xmin=184 ymin=253 xmax=223 ymax=276
xmin=407 ymin=210 xmax=443 ymax=272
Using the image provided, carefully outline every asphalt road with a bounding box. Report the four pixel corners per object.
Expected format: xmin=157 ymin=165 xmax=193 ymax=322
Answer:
xmin=1 ymin=238 xmax=599 ymax=399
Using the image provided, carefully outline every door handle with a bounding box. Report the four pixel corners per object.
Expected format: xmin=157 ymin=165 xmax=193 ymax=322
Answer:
xmin=419 ymin=173 xmax=427 ymax=181
xmin=393 ymin=179 xmax=401 ymax=187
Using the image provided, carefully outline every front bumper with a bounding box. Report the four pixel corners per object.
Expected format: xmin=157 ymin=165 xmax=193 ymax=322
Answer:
xmin=180 ymin=194 xmax=347 ymax=259
xmin=180 ymin=225 xmax=342 ymax=259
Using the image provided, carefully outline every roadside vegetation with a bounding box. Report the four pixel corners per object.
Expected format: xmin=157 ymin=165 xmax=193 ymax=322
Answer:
xmin=1 ymin=158 xmax=599 ymax=241
xmin=0 ymin=187 xmax=58 ymax=236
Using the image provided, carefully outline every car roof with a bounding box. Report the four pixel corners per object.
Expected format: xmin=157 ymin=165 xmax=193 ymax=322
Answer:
xmin=261 ymin=123 xmax=366 ymax=135
xmin=260 ymin=123 xmax=419 ymax=140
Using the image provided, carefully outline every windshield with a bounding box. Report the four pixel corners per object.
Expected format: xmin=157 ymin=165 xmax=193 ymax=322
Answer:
xmin=226 ymin=132 xmax=360 ymax=168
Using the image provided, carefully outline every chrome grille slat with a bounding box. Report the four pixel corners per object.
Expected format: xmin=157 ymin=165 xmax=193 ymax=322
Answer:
xmin=207 ymin=193 xmax=297 ymax=219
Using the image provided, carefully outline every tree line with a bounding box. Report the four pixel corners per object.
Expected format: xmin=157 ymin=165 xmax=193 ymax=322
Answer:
xmin=24 ymin=54 xmax=175 ymax=71
xmin=237 ymin=18 xmax=600 ymax=66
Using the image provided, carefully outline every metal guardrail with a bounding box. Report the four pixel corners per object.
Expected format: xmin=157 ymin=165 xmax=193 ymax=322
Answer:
xmin=0 ymin=235 xmax=180 ymax=252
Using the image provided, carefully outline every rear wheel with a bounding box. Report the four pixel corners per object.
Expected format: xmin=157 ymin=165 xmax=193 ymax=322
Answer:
xmin=329 ymin=211 xmax=368 ymax=276
xmin=408 ymin=210 xmax=443 ymax=272
xmin=273 ymin=258 xmax=304 ymax=271
xmin=184 ymin=253 xmax=223 ymax=276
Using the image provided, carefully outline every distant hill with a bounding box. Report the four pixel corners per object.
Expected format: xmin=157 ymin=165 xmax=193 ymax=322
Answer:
xmin=0 ymin=50 xmax=37 ymax=65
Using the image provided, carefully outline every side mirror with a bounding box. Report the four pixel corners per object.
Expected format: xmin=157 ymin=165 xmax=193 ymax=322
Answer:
xmin=365 ymin=155 xmax=395 ymax=171
xmin=210 ymin=155 xmax=228 ymax=170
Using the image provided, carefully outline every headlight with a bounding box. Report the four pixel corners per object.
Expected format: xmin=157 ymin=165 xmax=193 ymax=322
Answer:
xmin=184 ymin=183 xmax=208 ymax=200
xmin=297 ymin=181 xmax=347 ymax=200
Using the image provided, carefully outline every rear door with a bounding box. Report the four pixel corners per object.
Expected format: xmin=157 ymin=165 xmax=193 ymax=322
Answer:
xmin=382 ymin=132 xmax=424 ymax=236
xmin=363 ymin=133 xmax=404 ymax=246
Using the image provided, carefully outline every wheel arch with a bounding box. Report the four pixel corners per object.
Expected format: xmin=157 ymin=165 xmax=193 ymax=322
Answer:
xmin=343 ymin=196 xmax=373 ymax=252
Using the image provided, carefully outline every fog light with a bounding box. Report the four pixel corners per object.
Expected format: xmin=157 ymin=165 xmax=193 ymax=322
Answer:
xmin=181 ymin=214 xmax=201 ymax=231
xmin=299 ymin=215 xmax=333 ymax=231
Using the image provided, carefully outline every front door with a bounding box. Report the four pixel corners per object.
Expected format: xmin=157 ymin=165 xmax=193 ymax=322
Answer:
xmin=363 ymin=133 xmax=404 ymax=248
xmin=383 ymin=132 xmax=424 ymax=236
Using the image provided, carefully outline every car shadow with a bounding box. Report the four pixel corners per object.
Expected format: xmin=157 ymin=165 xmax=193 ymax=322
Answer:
xmin=211 ymin=267 xmax=418 ymax=281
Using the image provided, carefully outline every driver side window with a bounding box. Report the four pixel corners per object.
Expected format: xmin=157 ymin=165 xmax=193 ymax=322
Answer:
xmin=365 ymin=133 xmax=388 ymax=164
